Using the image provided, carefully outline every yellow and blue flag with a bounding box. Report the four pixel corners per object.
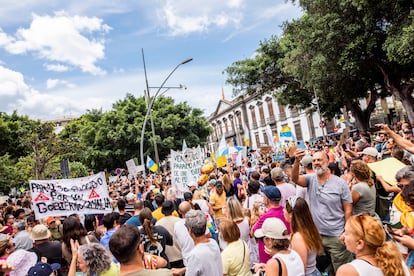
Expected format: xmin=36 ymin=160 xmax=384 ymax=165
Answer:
xmin=146 ymin=156 xmax=158 ymax=172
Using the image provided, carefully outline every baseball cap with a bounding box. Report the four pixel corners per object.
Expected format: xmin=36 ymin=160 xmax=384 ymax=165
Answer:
xmin=261 ymin=185 xmax=281 ymax=202
xmin=28 ymin=262 xmax=61 ymax=276
xmin=300 ymin=155 xmax=313 ymax=168
xmin=270 ymin=168 xmax=284 ymax=180
xmin=46 ymin=217 xmax=55 ymax=225
xmin=215 ymin=181 xmax=223 ymax=188
xmin=360 ymin=147 xmax=378 ymax=158
xmin=254 ymin=218 xmax=289 ymax=240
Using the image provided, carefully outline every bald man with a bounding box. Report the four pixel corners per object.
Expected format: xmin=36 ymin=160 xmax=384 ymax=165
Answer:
xmin=292 ymin=150 xmax=353 ymax=273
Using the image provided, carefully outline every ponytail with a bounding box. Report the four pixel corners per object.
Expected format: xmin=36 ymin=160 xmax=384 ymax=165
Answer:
xmin=375 ymin=241 xmax=405 ymax=276
xmin=142 ymin=218 xmax=157 ymax=244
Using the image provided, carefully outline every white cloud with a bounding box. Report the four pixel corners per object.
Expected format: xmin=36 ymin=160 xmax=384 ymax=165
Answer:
xmin=0 ymin=12 xmax=110 ymax=75
xmin=160 ymin=0 xmax=242 ymax=36
xmin=46 ymin=78 xmax=76 ymax=89
xmin=0 ymin=66 xmax=30 ymax=97
xmin=44 ymin=63 xmax=70 ymax=72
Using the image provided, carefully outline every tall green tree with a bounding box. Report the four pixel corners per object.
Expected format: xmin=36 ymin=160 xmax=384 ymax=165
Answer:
xmin=60 ymin=94 xmax=211 ymax=171
xmin=286 ymin=0 xmax=414 ymax=123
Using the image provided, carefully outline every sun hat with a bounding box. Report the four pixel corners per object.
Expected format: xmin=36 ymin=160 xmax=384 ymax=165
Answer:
xmin=261 ymin=185 xmax=281 ymax=202
xmin=254 ymin=218 xmax=289 ymax=240
xmin=7 ymin=249 xmax=38 ymax=276
xmin=30 ymin=224 xmax=50 ymax=241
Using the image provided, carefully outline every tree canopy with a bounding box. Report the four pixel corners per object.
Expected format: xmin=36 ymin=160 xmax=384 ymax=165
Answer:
xmin=0 ymin=94 xmax=210 ymax=193
xmin=224 ymin=0 xmax=414 ymax=129
xmin=59 ymin=94 xmax=211 ymax=171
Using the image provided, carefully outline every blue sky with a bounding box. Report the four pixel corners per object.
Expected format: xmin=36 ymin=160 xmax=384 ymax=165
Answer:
xmin=0 ymin=1 xmax=303 ymax=120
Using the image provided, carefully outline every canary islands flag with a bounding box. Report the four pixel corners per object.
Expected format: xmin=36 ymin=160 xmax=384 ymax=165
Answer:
xmin=146 ymin=156 xmax=158 ymax=172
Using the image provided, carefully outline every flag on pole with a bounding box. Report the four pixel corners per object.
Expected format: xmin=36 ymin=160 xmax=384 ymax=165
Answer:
xmin=217 ymin=135 xmax=226 ymax=156
xmin=182 ymin=139 xmax=188 ymax=151
xmin=215 ymin=135 xmax=227 ymax=167
xmin=243 ymin=124 xmax=251 ymax=147
xmin=279 ymin=125 xmax=293 ymax=142
xmin=146 ymin=156 xmax=158 ymax=172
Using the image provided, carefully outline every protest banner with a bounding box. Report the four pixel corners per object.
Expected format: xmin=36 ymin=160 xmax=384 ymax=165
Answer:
xmin=125 ymin=159 xmax=138 ymax=178
xmin=171 ymin=147 xmax=204 ymax=198
xmin=29 ymin=172 xmax=112 ymax=220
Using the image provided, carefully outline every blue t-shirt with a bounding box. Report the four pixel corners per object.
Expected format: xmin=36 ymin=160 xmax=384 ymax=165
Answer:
xmin=125 ymin=215 xmax=140 ymax=226
xmin=305 ymin=174 xmax=352 ymax=236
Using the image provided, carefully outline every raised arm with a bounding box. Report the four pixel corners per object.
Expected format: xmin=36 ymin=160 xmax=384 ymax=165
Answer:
xmin=377 ymin=124 xmax=414 ymax=154
xmin=292 ymin=149 xmax=308 ymax=187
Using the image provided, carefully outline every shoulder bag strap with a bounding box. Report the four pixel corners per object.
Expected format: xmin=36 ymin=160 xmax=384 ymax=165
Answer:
xmin=236 ymin=242 xmax=246 ymax=275
xmin=274 ymin=257 xmax=283 ymax=276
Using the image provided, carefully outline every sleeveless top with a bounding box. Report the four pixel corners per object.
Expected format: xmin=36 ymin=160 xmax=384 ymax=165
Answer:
xmin=274 ymin=250 xmax=305 ymax=276
xmin=305 ymin=249 xmax=317 ymax=275
xmin=349 ymin=259 xmax=383 ymax=275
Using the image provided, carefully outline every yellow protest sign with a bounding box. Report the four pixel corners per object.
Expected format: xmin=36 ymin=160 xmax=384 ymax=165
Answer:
xmin=367 ymin=157 xmax=406 ymax=186
xmin=216 ymin=155 xmax=227 ymax=168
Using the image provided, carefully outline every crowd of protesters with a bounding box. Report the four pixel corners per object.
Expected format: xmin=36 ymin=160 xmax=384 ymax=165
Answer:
xmin=0 ymin=121 xmax=412 ymax=275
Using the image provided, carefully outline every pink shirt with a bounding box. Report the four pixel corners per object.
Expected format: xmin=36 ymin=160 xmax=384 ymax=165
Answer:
xmin=252 ymin=206 xmax=291 ymax=263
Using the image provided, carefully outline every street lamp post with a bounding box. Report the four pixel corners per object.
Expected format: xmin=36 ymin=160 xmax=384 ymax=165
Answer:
xmin=140 ymin=49 xmax=193 ymax=176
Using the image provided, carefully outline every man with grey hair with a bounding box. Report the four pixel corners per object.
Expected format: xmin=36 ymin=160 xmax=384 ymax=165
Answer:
xmin=12 ymin=220 xmax=32 ymax=250
xmin=184 ymin=210 xmax=222 ymax=276
xmin=389 ymin=166 xmax=414 ymax=226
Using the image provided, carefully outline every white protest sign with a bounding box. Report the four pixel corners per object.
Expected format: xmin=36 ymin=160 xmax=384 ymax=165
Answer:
xmin=171 ymin=147 xmax=204 ymax=198
xmin=125 ymin=159 xmax=138 ymax=177
xmin=29 ymin=172 xmax=112 ymax=220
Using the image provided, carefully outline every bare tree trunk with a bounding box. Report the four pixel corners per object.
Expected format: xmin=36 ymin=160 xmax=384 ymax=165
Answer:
xmin=377 ymin=64 xmax=414 ymax=123
xmin=345 ymin=93 xmax=378 ymax=132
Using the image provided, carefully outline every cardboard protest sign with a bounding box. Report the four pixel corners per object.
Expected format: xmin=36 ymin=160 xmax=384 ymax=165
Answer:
xmin=126 ymin=159 xmax=138 ymax=178
xmin=29 ymin=172 xmax=112 ymax=220
xmin=171 ymin=147 xmax=204 ymax=198
xmin=367 ymin=157 xmax=406 ymax=186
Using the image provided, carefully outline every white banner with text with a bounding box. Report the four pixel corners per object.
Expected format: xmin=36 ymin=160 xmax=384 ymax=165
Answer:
xmin=29 ymin=172 xmax=112 ymax=220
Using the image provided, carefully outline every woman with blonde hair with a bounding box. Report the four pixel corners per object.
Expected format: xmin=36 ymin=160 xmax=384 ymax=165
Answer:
xmin=219 ymin=219 xmax=252 ymax=276
xmin=284 ymin=196 xmax=323 ymax=276
xmin=225 ymin=197 xmax=258 ymax=265
xmin=222 ymin=172 xmax=236 ymax=199
xmin=349 ymin=160 xmax=376 ymax=215
xmin=337 ymin=213 xmax=410 ymax=275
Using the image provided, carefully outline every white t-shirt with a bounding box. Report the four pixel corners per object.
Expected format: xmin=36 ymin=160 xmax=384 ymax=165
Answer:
xmin=243 ymin=194 xmax=263 ymax=210
xmin=186 ymin=239 xmax=223 ymax=276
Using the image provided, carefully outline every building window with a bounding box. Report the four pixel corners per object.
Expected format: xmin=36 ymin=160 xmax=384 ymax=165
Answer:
xmin=250 ymin=106 xmax=257 ymax=128
xmin=266 ymin=98 xmax=274 ymax=118
xmin=308 ymin=115 xmax=315 ymax=138
xmin=263 ymin=130 xmax=269 ymax=145
xmin=255 ymin=133 xmax=260 ymax=147
xmin=258 ymin=102 xmax=265 ymax=126
xmin=278 ymin=103 xmax=286 ymax=120
xmin=223 ymin=118 xmax=228 ymax=134
xmin=294 ymin=120 xmax=303 ymax=141
xmin=236 ymin=112 xmax=242 ymax=130
xmin=229 ymin=115 xmax=236 ymax=133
